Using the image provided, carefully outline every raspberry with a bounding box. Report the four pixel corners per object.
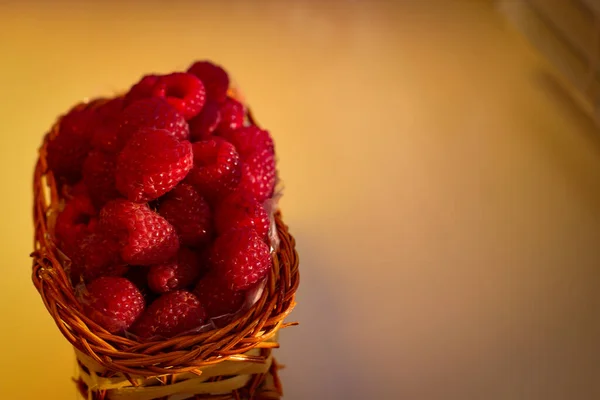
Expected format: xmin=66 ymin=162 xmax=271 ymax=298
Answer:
xmin=218 ymin=126 xmax=276 ymax=201
xmin=115 ymin=128 xmax=193 ymax=202
xmin=70 ymin=230 xmax=128 ymax=282
xmin=209 ymin=228 xmax=271 ymax=291
xmin=187 ymin=61 xmax=230 ymax=103
xmin=58 ymin=104 xmax=97 ymax=140
xmin=219 ymin=125 xmax=274 ymax=159
xmin=131 ymin=290 xmax=207 ymax=339
xmin=214 ymin=191 xmax=269 ymax=240
xmin=238 ymin=149 xmax=277 ymax=202
xmin=194 ymin=273 xmax=245 ymax=318
xmin=82 ymin=150 xmax=120 ymax=208
xmin=79 ymin=277 xmax=145 ymax=333
xmin=188 ymin=101 xmax=221 ymax=142
xmin=46 ymin=133 xmax=91 ymax=184
xmin=99 ymin=199 xmax=180 ymax=266
xmin=186 ymin=138 xmax=241 ymax=201
xmin=90 ymin=97 xmax=125 ymax=153
xmin=217 ymin=97 xmax=245 ymax=133
xmin=157 ymin=183 xmax=212 ymax=248
xmin=148 ymin=248 xmax=203 ymax=294
xmin=124 ymin=75 xmax=162 ymax=106
xmin=117 ymin=97 xmax=189 ymax=150
xmin=154 ymin=73 xmax=206 ymax=120
xmin=55 ymin=193 xmax=97 ymax=256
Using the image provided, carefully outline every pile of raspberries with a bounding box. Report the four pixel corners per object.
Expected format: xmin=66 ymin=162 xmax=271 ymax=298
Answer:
xmin=47 ymin=61 xmax=276 ymax=339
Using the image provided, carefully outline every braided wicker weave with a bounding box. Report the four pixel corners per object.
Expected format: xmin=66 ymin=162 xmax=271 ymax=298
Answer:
xmin=31 ymin=99 xmax=299 ymax=399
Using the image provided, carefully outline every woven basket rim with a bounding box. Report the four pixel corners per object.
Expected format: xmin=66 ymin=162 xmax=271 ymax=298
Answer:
xmin=31 ymin=99 xmax=300 ymax=377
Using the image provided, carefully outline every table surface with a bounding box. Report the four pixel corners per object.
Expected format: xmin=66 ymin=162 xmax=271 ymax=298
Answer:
xmin=0 ymin=1 xmax=599 ymax=399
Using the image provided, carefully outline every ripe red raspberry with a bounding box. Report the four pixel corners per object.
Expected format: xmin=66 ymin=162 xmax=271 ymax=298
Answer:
xmin=116 ymin=128 xmax=193 ymax=202
xmin=148 ymin=248 xmax=204 ymax=294
xmin=70 ymin=229 xmax=128 ymax=282
xmin=186 ymin=138 xmax=241 ymax=201
xmin=217 ymin=97 xmax=245 ymax=133
xmin=117 ymin=97 xmax=189 ymax=150
xmin=187 ymin=61 xmax=230 ymax=103
xmin=99 ymin=199 xmax=180 ymax=266
xmin=124 ymin=75 xmax=162 ymax=106
xmin=55 ymin=193 xmax=97 ymax=256
xmin=209 ymin=228 xmax=272 ymax=291
xmin=220 ymin=126 xmax=276 ymax=202
xmin=79 ymin=277 xmax=145 ymax=333
xmin=131 ymin=290 xmax=207 ymax=339
xmin=158 ymin=183 xmax=212 ymax=248
xmin=90 ymin=97 xmax=125 ymax=153
xmin=82 ymin=150 xmax=120 ymax=208
xmin=154 ymin=73 xmax=206 ymax=120
xmin=58 ymin=104 xmax=97 ymax=140
xmin=214 ymin=191 xmax=269 ymax=240
xmin=193 ymin=273 xmax=245 ymax=318
xmin=219 ymin=125 xmax=274 ymax=158
xmin=188 ymin=101 xmax=221 ymax=142
xmin=238 ymin=149 xmax=277 ymax=203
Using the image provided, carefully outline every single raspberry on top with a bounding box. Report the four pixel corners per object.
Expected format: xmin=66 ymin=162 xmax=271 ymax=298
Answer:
xmin=117 ymin=97 xmax=189 ymax=150
xmin=131 ymin=290 xmax=207 ymax=339
xmin=194 ymin=272 xmax=246 ymax=319
xmin=158 ymin=183 xmax=213 ymax=248
xmin=209 ymin=227 xmax=272 ymax=291
xmin=82 ymin=150 xmax=120 ymax=208
xmin=188 ymin=101 xmax=221 ymax=142
xmin=79 ymin=276 xmax=145 ymax=333
xmin=214 ymin=191 xmax=269 ymax=241
xmin=148 ymin=248 xmax=204 ymax=294
xmin=99 ymin=199 xmax=180 ymax=266
xmin=154 ymin=73 xmax=206 ymax=120
xmin=186 ymin=138 xmax=241 ymax=201
xmin=115 ymin=128 xmax=193 ymax=202
xmin=187 ymin=61 xmax=230 ymax=103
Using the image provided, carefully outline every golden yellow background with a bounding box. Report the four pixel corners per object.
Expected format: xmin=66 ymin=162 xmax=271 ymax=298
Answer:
xmin=1 ymin=1 xmax=599 ymax=399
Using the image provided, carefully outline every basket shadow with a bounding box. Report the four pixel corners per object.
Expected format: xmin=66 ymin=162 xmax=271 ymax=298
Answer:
xmin=275 ymin=229 xmax=366 ymax=400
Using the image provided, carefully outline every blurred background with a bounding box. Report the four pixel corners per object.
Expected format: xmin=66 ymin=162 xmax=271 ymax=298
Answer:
xmin=1 ymin=0 xmax=599 ymax=399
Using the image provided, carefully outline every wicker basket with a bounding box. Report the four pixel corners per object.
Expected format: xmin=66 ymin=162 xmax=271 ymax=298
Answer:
xmin=31 ymin=99 xmax=300 ymax=399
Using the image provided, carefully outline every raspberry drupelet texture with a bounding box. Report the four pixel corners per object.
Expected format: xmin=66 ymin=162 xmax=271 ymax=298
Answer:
xmin=117 ymin=97 xmax=189 ymax=150
xmin=154 ymin=73 xmax=206 ymax=120
xmin=148 ymin=247 xmax=204 ymax=294
xmin=99 ymin=199 xmax=180 ymax=266
xmin=194 ymin=273 xmax=246 ymax=318
xmin=131 ymin=290 xmax=207 ymax=339
xmin=209 ymin=227 xmax=272 ymax=291
xmin=158 ymin=183 xmax=213 ymax=248
xmin=214 ymin=191 xmax=269 ymax=241
xmin=186 ymin=138 xmax=241 ymax=201
xmin=116 ymin=128 xmax=193 ymax=202
xmin=79 ymin=276 xmax=145 ymax=333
